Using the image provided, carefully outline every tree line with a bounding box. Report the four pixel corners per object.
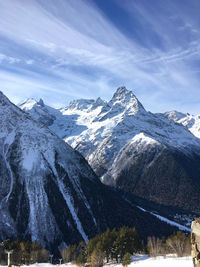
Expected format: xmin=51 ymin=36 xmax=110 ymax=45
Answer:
xmin=0 ymin=228 xmax=190 ymax=266
xmin=61 ymin=229 xmax=191 ymax=267
xmin=61 ymin=226 xmax=142 ymax=267
xmin=0 ymin=239 xmax=49 ymax=265
xmin=147 ymin=231 xmax=191 ymax=257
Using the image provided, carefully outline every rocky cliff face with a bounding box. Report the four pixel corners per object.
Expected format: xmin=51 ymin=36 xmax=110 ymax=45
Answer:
xmin=0 ymin=91 xmax=181 ymax=250
xmin=191 ymin=218 xmax=200 ymax=267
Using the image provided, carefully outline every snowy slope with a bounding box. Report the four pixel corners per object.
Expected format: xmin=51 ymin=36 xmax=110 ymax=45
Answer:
xmin=18 ymin=97 xmax=106 ymax=141
xmin=1 ymin=91 xmax=183 ymax=250
xmin=19 ymin=87 xmax=200 ymax=214
xmin=164 ymin=111 xmax=200 ymax=138
xmin=0 ymin=91 xmax=100 ymax=248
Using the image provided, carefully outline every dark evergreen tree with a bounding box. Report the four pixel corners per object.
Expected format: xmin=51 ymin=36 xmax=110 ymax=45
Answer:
xmin=122 ymin=252 xmax=131 ymax=267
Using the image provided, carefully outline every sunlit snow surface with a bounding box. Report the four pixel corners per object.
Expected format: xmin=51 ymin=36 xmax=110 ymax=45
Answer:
xmin=108 ymin=255 xmax=193 ymax=267
xmin=164 ymin=111 xmax=200 ymax=138
xmin=17 ymin=255 xmax=193 ymax=267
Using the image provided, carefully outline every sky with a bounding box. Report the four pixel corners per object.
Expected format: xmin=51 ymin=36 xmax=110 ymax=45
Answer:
xmin=0 ymin=0 xmax=200 ymax=113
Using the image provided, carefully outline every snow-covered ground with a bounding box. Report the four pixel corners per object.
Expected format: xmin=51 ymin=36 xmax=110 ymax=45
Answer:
xmin=13 ymin=255 xmax=193 ymax=267
xmin=129 ymin=255 xmax=192 ymax=267
xmin=106 ymin=255 xmax=193 ymax=267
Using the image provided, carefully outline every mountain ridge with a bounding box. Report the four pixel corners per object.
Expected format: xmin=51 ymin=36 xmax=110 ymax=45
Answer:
xmin=0 ymin=90 xmax=183 ymax=251
xmin=18 ymin=87 xmax=200 ymax=214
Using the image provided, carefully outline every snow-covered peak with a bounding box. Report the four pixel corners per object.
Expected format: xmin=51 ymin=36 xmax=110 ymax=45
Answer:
xmin=112 ymin=86 xmax=143 ymax=107
xmin=96 ymin=87 xmax=145 ymax=121
xmin=19 ymin=98 xmax=46 ymax=111
xmin=164 ymin=110 xmax=186 ymax=122
xmin=18 ymin=98 xmax=38 ymax=111
xmin=0 ymin=91 xmax=107 ymax=248
xmin=112 ymin=86 xmax=133 ymax=100
xmin=67 ymin=97 xmax=106 ymax=111
xmin=163 ymin=110 xmax=200 ymax=139
xmin=18 ymin=98 xmax=58 ymax=126
xmin=68 ymin=99 xmax=94 ymax=110
xmin=16 ymin=88 xmax=200 ymax=216
xmin=178 ymin=114 xmax=200 ymax=139
xmin=112 ymin=86 xmax=145 ymax=113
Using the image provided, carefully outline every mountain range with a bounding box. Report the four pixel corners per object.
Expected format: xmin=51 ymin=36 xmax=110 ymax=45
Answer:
xmin=19 ymin=86 xmax=200 ymax=215
xmin=0 ymin=90 xmax=182 ymax=252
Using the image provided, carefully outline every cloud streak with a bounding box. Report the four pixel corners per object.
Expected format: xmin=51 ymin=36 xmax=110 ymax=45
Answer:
xmin=0 ymin=0 xmax=199 ymax=113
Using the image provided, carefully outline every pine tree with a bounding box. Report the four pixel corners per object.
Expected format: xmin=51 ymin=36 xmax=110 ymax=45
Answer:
xmin=90 ymin=249 xmax=104 ymax=267
xmin=122 ymin=252 xmax=131 ymax=267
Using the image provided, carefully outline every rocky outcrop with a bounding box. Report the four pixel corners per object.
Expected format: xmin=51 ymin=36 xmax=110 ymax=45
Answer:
xmin=191 ymin=218 xmax=200 ymax=266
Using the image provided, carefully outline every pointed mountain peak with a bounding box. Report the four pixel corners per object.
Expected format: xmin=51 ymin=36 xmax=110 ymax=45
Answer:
xmin=110 ymin=86 xmax=145 ymax=114
xmin=113 ymin=86 xmax=139 ymax=101
xmin=18 ymin=98 xmax=37 ymax=111
xmin=37 ymin=98 xmax=45 ymax=107
xmin=164 ymin=110 xmax=186 ymax=122
xmin=114 ymin=86 xmax=129 ymax=96
xmin=91 ymin=97 xmax=107 ymax=110
xmin=19 ymin=98 xmax=46 ymax=110
xmin=95 ymin=97 xmax=105 ymax=105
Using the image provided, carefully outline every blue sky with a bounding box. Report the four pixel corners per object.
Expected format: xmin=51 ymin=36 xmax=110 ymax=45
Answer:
xmin=0 ymin=0 xmax=200 ymax=113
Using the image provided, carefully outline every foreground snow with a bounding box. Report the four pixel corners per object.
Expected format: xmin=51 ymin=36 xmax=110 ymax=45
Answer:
xmin=129 ymin=255 xmax=192 ymax=267
xmin=7 ymin=255 xmax=193 ymax=267
xmin=106 ymin=255 xmax=192 ymax=267
xmin=74 ymin=255 xmax=193 ymax=267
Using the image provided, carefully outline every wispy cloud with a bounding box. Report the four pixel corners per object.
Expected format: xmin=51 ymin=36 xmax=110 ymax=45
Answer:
xmin=0 ymin=0 xmax=199 ymax=113
xmin=0 ymin=53 xmax=21 ymax=64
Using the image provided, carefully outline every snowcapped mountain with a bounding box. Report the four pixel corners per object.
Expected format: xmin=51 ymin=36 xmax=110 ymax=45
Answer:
xmin=18 ymin=96 xmax=107 ymax=142
xmin=164 ymin=111 xmax=200 ymax=139
xmin=1 ymin=91 xmax=181 ymax=250
xmin=19 ymin=87 xmax=200 ymax=214
xmin=0 ymin=92 xmax=99 ymax=248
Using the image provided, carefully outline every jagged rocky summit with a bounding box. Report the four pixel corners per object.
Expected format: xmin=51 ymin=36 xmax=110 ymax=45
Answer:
xmin=0 ymin=91 xmax=180 ymax=251
xmin=19 ymin=87 xmax=200 ymax=215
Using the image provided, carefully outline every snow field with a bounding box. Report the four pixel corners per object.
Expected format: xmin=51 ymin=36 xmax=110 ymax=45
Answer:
xmin=16 ymin=255 xmax=193 ymax=267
